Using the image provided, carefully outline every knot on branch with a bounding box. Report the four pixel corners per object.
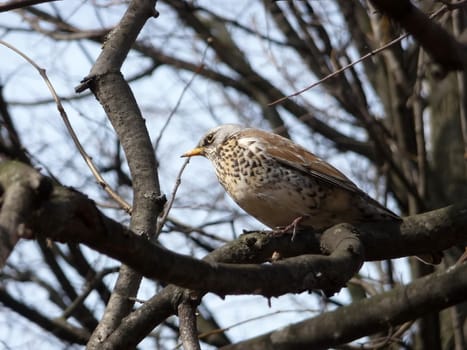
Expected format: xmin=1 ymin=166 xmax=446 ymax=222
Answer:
xmin=320 ymin=223 xmax=364 ymax=259
xmin=317 ymin=223 xmax=365 ymax=296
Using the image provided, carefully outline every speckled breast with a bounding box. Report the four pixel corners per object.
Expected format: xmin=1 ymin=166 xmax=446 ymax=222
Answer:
xmin=210 ymin=138 xmax=338 ymax=229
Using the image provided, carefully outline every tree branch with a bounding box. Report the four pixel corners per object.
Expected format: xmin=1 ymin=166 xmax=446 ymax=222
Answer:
xmin=73 ymin=1 xmax=163 ymax=348
xmin=3 ymin=160 xmax=467 ymax=346
xmin=0 ymin=161 xmax=51 ymax=267
xmin=7 ymin=159 xmax=462 ymax=294
xmin=0 ymin=287 xmax=90 ymax=345
xmin=0 ymin=0 xmax=59 ymax=13
xmin=95 ymin=203 xmax=467 ymax=348
xmin=220 ymin=263 xmax=467 ymax=350
xmin=370 ymin=0 xmax=467 ymax=70
xmin=178 ymin=300 xmax=201 ymax=350
xmin=29 ymin=181 xmax=364 ymax=296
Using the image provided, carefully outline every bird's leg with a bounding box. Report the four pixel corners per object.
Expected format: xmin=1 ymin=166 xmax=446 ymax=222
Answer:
xmin=273 ymin=216 xmax=305 ymax=241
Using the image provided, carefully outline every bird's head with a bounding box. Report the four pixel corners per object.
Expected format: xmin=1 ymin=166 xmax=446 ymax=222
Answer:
xmin=181 ymin=124 xmax=244 ymax=160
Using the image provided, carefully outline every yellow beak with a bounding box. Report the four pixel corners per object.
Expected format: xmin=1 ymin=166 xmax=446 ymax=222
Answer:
xmin=181 ymin=147 xmax=204 ymax=158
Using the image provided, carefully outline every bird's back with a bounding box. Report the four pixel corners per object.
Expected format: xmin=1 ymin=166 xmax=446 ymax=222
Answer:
xmin=210 ymin=128 xmax=399 ymax=230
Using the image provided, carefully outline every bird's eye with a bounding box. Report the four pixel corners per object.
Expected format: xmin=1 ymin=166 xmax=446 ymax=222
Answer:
xmin=204 ymin=133 xmax=215 ymax=145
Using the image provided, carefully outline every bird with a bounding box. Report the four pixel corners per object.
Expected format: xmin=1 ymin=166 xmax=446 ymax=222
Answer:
xmin=181 ymin=124 xmax=400 ymax=234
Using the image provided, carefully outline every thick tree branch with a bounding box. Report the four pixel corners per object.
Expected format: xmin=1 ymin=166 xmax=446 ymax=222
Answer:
xmin=220 ymin=263 xmax=467 ymax=350
xmin=7 ymin=160 xmax=462 ymax=294
xmin=73 ymin=1 xmax=163 ymax=348
xmin=95 ymin=204 xmax=467 ymax=348
xmin=0 ymin=162 xmax=51 ymax=267
xmin=29 ymin=182 xmax=364 ymax=296
xmin=4 ymin=2 xmax=467 ymax=349
xmin=178 ymin=300 xmax=201 ymax=350
xmin=3 ymin=160 xmax=467 ymax=346
xmin=370 ymin=0 xmax=467 ymax=70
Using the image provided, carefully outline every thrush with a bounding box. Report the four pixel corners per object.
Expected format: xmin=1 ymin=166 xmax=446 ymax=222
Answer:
xmin=182 ymin=124 xmax=400 ymax=232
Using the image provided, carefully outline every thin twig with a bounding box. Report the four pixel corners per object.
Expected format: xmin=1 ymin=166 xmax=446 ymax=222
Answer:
xmin=268 ymin=33 xmax=408 ymax=106
xmin=61 ymin=267 xmax=119 ymax=320
xmin=0 ymin=39 xmax=132 ymax=213
xmin=155 ymin=158 xmax=190 ymax=236
xmin=153 ymin=43 xmax=211 ymax=236
xmin=268 ymin=4 xmax=449 ymax=106
xmin=198 ymin=308 xmax=318 ymax=340
xmin=153 ymin=41 xmax=210 ymax=152
xmin=0 ymin=0 xmax=59 ymax=13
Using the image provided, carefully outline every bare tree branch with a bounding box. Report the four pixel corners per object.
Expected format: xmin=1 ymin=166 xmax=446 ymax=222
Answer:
xmin=1 ymin=159 xmax=459 ymax=294
xmin=178 ymin=300 xmax=201 ymax=350
xmin=37 ymin=240 xmax=98 ymax=331
xmin=0 ymin=161 xmax=51 ymax=267
xmin=2 ymin=1 xmax=467 ymax=348
xmin=0 ymin=0 xmax=59 ymax=13
xmin=370 ymin=0 xmax=467 ymax=70
xmin=220 ymin=263 xmax=467 ymax=350
xmin=28 ymin=179 xmax=364 ymax=296
xmin=96 ymin=205 xmax=467 ymax=348
xmin=0 ymin=287 xmax=90 ymax=344
xmin=73 ymin=1 xmax=163 ymax=347
xmin=0 ymin=38 xmax=132 ymax=212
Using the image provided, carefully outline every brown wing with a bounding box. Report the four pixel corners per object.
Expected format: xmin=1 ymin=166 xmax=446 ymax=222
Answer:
xmin=240 ymin=128 xmax=360 ymax=193
xmin=239 ymin=128 xmax=400 ymax=219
